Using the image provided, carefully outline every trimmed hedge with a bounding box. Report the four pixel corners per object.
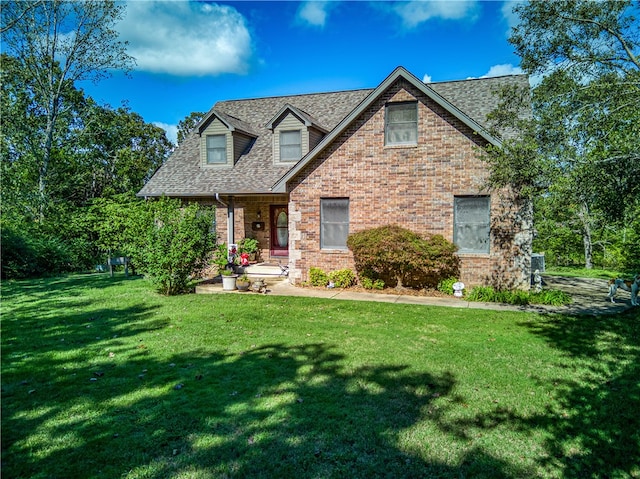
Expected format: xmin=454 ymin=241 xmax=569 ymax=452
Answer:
xmin=347 ymin=225 xmax=460 ymax=289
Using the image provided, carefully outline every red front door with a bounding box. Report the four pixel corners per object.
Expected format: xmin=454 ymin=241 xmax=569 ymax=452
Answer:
xmin=270 ymin=205 xmax=288 ymax=257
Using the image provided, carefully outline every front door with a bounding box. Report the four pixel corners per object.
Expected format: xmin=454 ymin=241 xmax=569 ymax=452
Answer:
xmin=270 ymin=205 xmax=288 ymax=257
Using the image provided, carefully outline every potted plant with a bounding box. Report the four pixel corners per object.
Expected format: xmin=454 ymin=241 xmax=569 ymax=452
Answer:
xmin=236 ymin=273 xmax=250 ymax=291
xmin=238 ymin=238 xmax=260 ymax=262
xmin=220 ymin=268 xmax=238 ymax=291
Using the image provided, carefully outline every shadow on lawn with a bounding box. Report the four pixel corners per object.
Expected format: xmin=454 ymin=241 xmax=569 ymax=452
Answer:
xmin=3 ymin=340 xmax=532 ymax=479
xmin=441 ymin=309 xmax=640 ymax=478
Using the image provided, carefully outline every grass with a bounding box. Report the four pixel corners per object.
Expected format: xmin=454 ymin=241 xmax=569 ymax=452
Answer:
xmin=545 ymin=266 xmax=629 ymax=280
xmin=2 ymin=273 xmax=639 ymax=479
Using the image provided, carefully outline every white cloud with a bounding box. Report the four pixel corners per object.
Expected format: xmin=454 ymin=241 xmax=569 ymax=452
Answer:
xmin=422 ymin=73 xmax=432 ymax=83
xmin=501 ymin=1 xmax=522 ymax=35
xmin=116 ymin=1 xmax=252 ymax=76
xmin=154 ymin=122 xmax=178 ymax=145
xmin=297 ymin=1 xmax=333 ymax=28
xmin=392 ymin=1 xmax=479 ymax=29
xmin=480 ymin=63 xmax=524 ymax=78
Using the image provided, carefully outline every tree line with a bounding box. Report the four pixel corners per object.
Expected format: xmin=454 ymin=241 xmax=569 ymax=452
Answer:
xmin=1 ymin=0 xmax=638 ymax=289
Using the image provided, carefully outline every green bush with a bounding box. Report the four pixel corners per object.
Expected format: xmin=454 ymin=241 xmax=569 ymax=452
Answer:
xmin=0 ymin=223 xmax=77 ymax=279
xmin=437 ymin=277 xmax=458 ymax=295
xmin=309 ymin=267 xmax=329 ymax=287
xmin=467 ymin=285 xmax=572 ymax=306
xmin=347 ymin=225 xmax=460 ymax=289
xmin=96 ymin=196 xmax=215 ymax=295
xmin=360 ymin=276 xmax=385 ymax=290
xmin=328 ymin=269 xmax=356 ymax=288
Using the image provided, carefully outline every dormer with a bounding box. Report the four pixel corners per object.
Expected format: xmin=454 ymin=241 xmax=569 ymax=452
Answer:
xmin=198 ymin=109 xmax=257 ymax=168
xmin=267 ymin=104 xmax=328 ymax=165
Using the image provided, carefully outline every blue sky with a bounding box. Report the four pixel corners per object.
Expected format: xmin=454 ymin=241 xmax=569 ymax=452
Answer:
xmin=81 ymin=1 xmax=524 ymax=143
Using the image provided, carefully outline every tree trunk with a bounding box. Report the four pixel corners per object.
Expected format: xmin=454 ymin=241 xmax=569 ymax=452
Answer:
xmin=577 ymin=202 xmax=593 ymax=269
xmin=38 ymin=113 xmax=55 ymax=221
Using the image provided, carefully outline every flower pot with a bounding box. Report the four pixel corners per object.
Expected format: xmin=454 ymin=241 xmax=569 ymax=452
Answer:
xmin=236 ymin=281 xmax=250 ymax=291
xmin=221 ymin=274 xmax=238 ymax=291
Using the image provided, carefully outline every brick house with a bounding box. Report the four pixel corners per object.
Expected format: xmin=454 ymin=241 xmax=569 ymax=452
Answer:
xmin=138 ymin=66 xmax=533 ymax=289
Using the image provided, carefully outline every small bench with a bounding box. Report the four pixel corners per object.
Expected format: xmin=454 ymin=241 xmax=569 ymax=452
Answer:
xmin=108 ymin=256 xmax=131 ymax=277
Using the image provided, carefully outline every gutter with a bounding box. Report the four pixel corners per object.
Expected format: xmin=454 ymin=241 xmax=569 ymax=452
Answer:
xmin=215 ymin=193 xmax=234 ymax=246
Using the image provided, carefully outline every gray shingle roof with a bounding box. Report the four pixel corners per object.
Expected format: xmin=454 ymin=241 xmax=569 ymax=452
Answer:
xmin=138 ymin=70 xmax=529 ymax=197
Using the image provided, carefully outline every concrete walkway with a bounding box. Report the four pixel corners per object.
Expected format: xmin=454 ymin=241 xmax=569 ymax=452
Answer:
xmin=197 ymin=275 xmax=638 ymax=316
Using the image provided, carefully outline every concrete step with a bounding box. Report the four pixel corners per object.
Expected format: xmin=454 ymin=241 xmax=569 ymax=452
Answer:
xmin=196 ymin=274 xmax=286 ymax=294
xmin=236 ymin=262 xmax=288 ymax=277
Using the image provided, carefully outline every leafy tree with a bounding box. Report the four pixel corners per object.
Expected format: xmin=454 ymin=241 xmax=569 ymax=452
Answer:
xmin=485 ymin=0 xmax=640 ymax=270
xmin=1 ymin=0 xmax=135 ymax=220
xmin=95 ymin=196 xmax=216 ymax=295
xmin=177 ymin=111 xmax=206 ymax=144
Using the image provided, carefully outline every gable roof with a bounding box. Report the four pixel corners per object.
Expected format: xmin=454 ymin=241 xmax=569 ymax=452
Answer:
xmin=266 ymin=103 xmax=329 ymax=133
xmin=138 ymin=66 xmax=529 ymax=198
xmin=272 ymin=66 xmax=506 ymax=193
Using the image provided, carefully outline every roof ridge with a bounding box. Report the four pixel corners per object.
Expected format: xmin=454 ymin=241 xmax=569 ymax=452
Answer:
xmin=216 ymin=88 xmax=375 ymax=104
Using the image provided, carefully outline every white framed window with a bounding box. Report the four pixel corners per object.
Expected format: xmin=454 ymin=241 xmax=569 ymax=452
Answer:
xmin=321 ymin=198 xmax=349 ymax=250
xmin=454 ymin=196 xmax=490 ymax=254
xmin=385 ymin=102 xmax=417 ymax=146
xmin=206 ymin=134 xmax=227 ymax=164
xmin=280 ymin=130 xmax=302 ymax=161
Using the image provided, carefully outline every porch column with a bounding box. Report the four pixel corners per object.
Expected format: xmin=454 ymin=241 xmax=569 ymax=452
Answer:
xmin=227 ymin=196 xmax=234 ymax=245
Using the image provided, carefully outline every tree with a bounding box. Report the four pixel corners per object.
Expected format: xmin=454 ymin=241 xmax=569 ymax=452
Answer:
xmin=177 ymin=111 xmax=206 ymax=145
xmin=485 ymin=0 xmax=640 ymax=269
xmin=95 ymin=196 xmax=216 ymax=295
xmin=1 ymin=0 xmax=135 ymax=220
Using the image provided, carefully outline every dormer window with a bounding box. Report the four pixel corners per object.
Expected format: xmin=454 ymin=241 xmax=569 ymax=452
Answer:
xmin=385 ymin=102 xmax=417 ymax=146
xmin=280 ymin=130 xmax=302 ymax=162
xmin=206 ymin=134 xmax=227 ymax=164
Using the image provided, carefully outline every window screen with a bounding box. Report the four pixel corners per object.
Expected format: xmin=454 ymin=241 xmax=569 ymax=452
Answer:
xmin=454 ymin=196 xmax=490 ymax=254
xmin=280 ymin=130 xmax=302 ymax=161
xmin=385 ymin=102 xmax=417 ymax=145
xmin=206 ymin=135 xmax=226 ymax=164
xmin=321 ymin=198 xmax=349 ymax=249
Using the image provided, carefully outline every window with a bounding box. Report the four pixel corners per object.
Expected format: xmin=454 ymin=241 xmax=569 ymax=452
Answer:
xmin=321 ymin=198 xmax=349 ymax=249
xmin=206 ymin=134 xmax=226 ymax=164
xmin=454 ymin=196 xmax=490 ymax=254
xmin=385 ymin=102 xmax=417 ymax=146
xmin=280 ymin=130 xmax=302 ymax=161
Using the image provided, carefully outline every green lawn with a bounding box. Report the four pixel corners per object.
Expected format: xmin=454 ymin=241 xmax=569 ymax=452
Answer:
xmin=2 ymin=274 xmax=639 ymax=479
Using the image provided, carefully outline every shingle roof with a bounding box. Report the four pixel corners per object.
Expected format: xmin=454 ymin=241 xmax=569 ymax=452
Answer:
xmin=138 ymin=68 xmax=529 ymax=197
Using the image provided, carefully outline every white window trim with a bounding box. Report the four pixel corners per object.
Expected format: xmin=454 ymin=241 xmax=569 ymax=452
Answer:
xmin=385 ymin=102 xmax=418 ymax=146
xmin=279 ymin=129 xmax=302 ymax=162
xmin=320 ymin=198 xmax=350 ymax=250
xmin=454 ymin=196 xmax=491 ymax=255
xmin=206 ymin=134 xmax=227 ymax=165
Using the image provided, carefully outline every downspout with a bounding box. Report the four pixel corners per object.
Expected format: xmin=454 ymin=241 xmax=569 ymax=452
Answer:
xmin=215 ymin=193 xmax=234 ymax=246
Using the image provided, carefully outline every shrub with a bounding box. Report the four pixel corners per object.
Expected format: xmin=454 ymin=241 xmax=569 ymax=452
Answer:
xmin=0 ymin=223 xmax=76 ymax=279
xmin=328 ymin=269 xmax=356 ymax=288
xmin=309 ymin=267 xmax=329 ymax=287
xmin=97 ymin=196 xmax=215 ymax=295
xmin=238 ymin=238 xmax=259 ymax=255
xmin=437 ymin=277 xmax=458 ymax=295
xmin=213 ymin=243 xmax=232 ymax=273
xmin=466 ymin=285 xmax=572 ymax=306
xmin=347 ymin=225 xmax=460 ymax=289
xmin=361 ymin=276 xmax=385 ymax=290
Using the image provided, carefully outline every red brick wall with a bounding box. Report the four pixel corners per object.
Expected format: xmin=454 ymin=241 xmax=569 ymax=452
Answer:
xmin=287 ymin=80 xmax=531 ymax=289
xmin=213 ymin=195 xmax=288 ymax=262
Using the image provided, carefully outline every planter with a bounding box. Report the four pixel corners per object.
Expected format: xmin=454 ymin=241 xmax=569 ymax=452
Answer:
xmin=251 ymin=279 xmax=267 ymax=293
xmin=221 ymin=274 xmax=238 ymax=291
xmin=236 ymin=281 xmax=250 ymax=291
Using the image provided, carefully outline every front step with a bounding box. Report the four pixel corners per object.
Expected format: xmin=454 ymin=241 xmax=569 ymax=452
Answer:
xmin=195 ymin=273 xmax=286 ymax=294
xmin=237 ymin=262 xmax=288 ymax=277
